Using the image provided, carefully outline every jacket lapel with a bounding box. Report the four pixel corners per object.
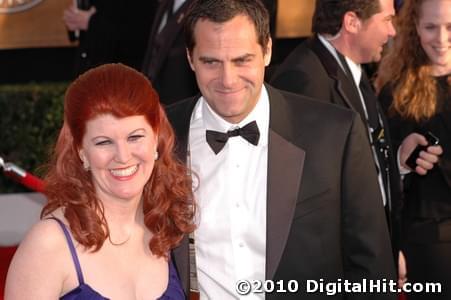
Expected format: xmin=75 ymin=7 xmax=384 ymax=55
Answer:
xmin=143 ymin=0 xmax=191 ymax=78
xmin=166 ymin=96 xmax=199 ymax=294
xmin=265 ymin=85 xmax=305 ymax=280
xmin=308 ymin=36 xmax=366 ymax=119
xmin=169 ymin=89 xmax=306 ymax=286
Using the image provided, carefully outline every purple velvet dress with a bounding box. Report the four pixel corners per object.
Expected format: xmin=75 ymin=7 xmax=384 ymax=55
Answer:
xmin=50 ymin=218 xmax=185 ymax=300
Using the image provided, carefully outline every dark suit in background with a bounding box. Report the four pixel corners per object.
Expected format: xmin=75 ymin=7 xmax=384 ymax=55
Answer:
xmin=167 ymin=84 xmax=396 ymax=299
xmin=142 ymin=0 xmax=198 ymax=105
xmin=270 ymin=36 xmax=402 ymax=257
xmin=262 ymin=0 xmax=277 ymax=37
xmin=70 ymin=0 xmax=157 ymax=75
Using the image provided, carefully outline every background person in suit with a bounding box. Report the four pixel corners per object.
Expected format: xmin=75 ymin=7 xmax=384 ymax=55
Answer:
xmin=63 ymin=0 xmax=157 ymax=75
xmin=142 ymin=0 xmax=198 ymax=106
xmin=270 ymin=0 xmax=442 ymax=281
xmin=166 ymin=0 xmax=396 ymax=299
xmin=376 ymin=0 xmax=450 ymax=297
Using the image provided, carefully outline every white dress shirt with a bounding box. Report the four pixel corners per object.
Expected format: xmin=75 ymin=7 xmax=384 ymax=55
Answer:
xmin=189 ymin=87 xmax=270 ymax=299
xmin=318 ymin=34 xmax=387 ymax=206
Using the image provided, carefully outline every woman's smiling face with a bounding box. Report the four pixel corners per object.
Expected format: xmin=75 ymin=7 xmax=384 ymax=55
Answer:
xmin=79 ymin=114 xmax=157 ymax=203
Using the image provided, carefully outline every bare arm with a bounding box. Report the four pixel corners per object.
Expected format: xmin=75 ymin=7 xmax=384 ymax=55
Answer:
xmin=5 ymin=219 xmax=70 ymax=299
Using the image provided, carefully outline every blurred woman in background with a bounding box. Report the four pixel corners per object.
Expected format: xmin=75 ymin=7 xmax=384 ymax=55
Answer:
xmin=377 ymin=0 xmax=450 ymax=298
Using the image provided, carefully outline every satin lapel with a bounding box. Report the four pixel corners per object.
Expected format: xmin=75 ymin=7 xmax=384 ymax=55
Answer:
xmin=308 ymin=36 xmax=367 ymax=119
xmin=150 ymin=0 xmax=168 ymax=42
xmin=167 ymin=97 xmax=199 ymax=294
xmin=266 ymin=85 xmax=305 ymax=280
xmin=142 ymin=0 xmax=168 ymax=70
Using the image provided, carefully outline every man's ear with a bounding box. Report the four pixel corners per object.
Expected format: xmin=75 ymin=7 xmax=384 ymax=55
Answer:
xmin=264 ymin=38 xmax=272 ymax=67
xmin=186 ymin=48 xmax=195 ymax=71
xmin=343 ymin=11 xmax=362 ymax=34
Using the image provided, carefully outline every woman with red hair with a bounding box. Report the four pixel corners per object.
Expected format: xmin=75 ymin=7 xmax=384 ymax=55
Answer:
xmin=5 ymin=63 xmax=195 ymax=299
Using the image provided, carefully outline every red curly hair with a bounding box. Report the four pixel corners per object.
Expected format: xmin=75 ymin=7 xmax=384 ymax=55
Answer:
xmin=376 ymin=0 xmax=450 ymax=122
xmin=42 ymin=63 xmax=195 ymax=257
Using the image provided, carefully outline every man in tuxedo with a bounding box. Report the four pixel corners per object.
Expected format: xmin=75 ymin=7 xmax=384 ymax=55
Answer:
xmin=270 ymin=0 xmax=442 ymax=269
xmin=167 ymin=0 xmax=396 ymax=299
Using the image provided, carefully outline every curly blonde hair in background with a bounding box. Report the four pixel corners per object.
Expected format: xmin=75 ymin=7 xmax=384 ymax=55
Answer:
xmin=376 ymin=0 xmax=440 ymax=122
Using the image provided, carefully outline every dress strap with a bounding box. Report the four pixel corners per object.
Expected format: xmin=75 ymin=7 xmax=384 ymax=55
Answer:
xmin=47 ymin=217 xmax=85 ymax=285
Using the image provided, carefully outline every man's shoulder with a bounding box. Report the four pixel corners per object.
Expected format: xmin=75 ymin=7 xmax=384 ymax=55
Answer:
xmin=165 ymin=96 xmax=199 ymax=119
xmin=274 ymin=38 xmax=319 ymax=71
xmin=269 ymin=85 xmax=356 ymax=121
xmin=270 ymin=38 xmax=330 ymax=93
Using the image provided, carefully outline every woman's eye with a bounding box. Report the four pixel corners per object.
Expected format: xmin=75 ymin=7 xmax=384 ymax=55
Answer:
xmin=95 ymin=140 xmax=112 ymax=146
xmin=128 ymin=135 xmax=145 ymax=142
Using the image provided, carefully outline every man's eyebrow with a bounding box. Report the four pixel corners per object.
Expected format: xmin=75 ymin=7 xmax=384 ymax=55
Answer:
xmin=231 ymin=53 xmax=255 ymax=62
xmin=199 ymin=56 xmax=221 ymax=62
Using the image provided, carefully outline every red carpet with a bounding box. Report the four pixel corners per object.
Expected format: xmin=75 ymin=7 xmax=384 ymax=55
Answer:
xmin=0 ymin=246 xmax=17 ymax=300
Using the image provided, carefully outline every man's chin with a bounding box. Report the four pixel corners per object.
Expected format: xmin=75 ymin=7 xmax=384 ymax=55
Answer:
xmin=371 ymin=53 xmax=382 ymax=63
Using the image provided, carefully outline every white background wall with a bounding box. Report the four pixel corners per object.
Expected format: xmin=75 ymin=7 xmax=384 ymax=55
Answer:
xmin=0 ymin=193 xmax=45 ymax=246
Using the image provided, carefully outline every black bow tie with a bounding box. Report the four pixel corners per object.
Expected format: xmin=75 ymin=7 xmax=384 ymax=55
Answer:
xmin=206 ymin=121 xmax=260 ymax=154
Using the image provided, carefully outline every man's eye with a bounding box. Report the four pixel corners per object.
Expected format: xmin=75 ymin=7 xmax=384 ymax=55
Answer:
xmin=204 ymin=60 xmax=218 ymax=65
xmin=236 ymin=59 xmax=251 ymax=65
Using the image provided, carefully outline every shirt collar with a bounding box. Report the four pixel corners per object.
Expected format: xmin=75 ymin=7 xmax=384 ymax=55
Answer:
xmin=193 ymin=86 xmax=270 ymax=146
xmin=317 ymin=34 xmax=362 ymax=86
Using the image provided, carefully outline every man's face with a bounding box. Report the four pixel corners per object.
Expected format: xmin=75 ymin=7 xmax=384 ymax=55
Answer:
xmin=187 ymin=15 xmax=271 ymax=124
xmin=354 ymin=0 xmax=396 ymax=63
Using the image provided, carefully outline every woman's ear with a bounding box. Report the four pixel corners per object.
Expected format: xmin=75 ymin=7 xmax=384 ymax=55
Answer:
xmin=78 ymin=149 xmax=90 ymax=170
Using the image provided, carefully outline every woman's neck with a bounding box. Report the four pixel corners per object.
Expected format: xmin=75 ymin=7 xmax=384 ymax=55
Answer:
xmin=101 ymin=196 xmax=145 ymax=246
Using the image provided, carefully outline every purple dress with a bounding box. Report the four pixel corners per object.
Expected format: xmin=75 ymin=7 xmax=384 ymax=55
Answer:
xmin=49 ymin=218 xmax=185 ymax=300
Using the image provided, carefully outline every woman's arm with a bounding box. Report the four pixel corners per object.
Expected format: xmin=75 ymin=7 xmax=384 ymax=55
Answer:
xmin=4 ymin=219 xmax=70 ymax=299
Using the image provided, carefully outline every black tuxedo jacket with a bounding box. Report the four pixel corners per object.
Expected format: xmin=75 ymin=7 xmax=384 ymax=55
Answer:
xmin=141 ymin=0 xmax=198 ymax=105
xmin=166 ymin=85 xmax=396 ymax=299
xmin=270 ymin=36 xmax=402 ymax=254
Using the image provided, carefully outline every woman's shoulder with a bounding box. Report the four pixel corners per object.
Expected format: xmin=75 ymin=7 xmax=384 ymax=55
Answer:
xmin=5 ymin=213 xmax=73 ymax=298
xmin=16 ymin=214 xmax=70 ymax=262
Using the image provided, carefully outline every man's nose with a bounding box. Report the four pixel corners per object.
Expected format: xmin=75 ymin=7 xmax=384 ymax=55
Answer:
xmin=388 ymin=21 xmax=396 ymax=38
xmin=221 ymin=64 xmax=238 ymax=88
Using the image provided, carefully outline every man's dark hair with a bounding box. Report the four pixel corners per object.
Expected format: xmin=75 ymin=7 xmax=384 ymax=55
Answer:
xmin=312 ymin=0 xmax=381 ymax=35
xmin=184 ymin=0 xmax=270 ymax=55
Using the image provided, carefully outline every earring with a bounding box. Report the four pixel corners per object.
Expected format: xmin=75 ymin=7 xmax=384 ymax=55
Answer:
xmin=83 ymin=160 xmax=90 ymax=171
xmin=155 ymin=151 xmax=159 ymax=161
